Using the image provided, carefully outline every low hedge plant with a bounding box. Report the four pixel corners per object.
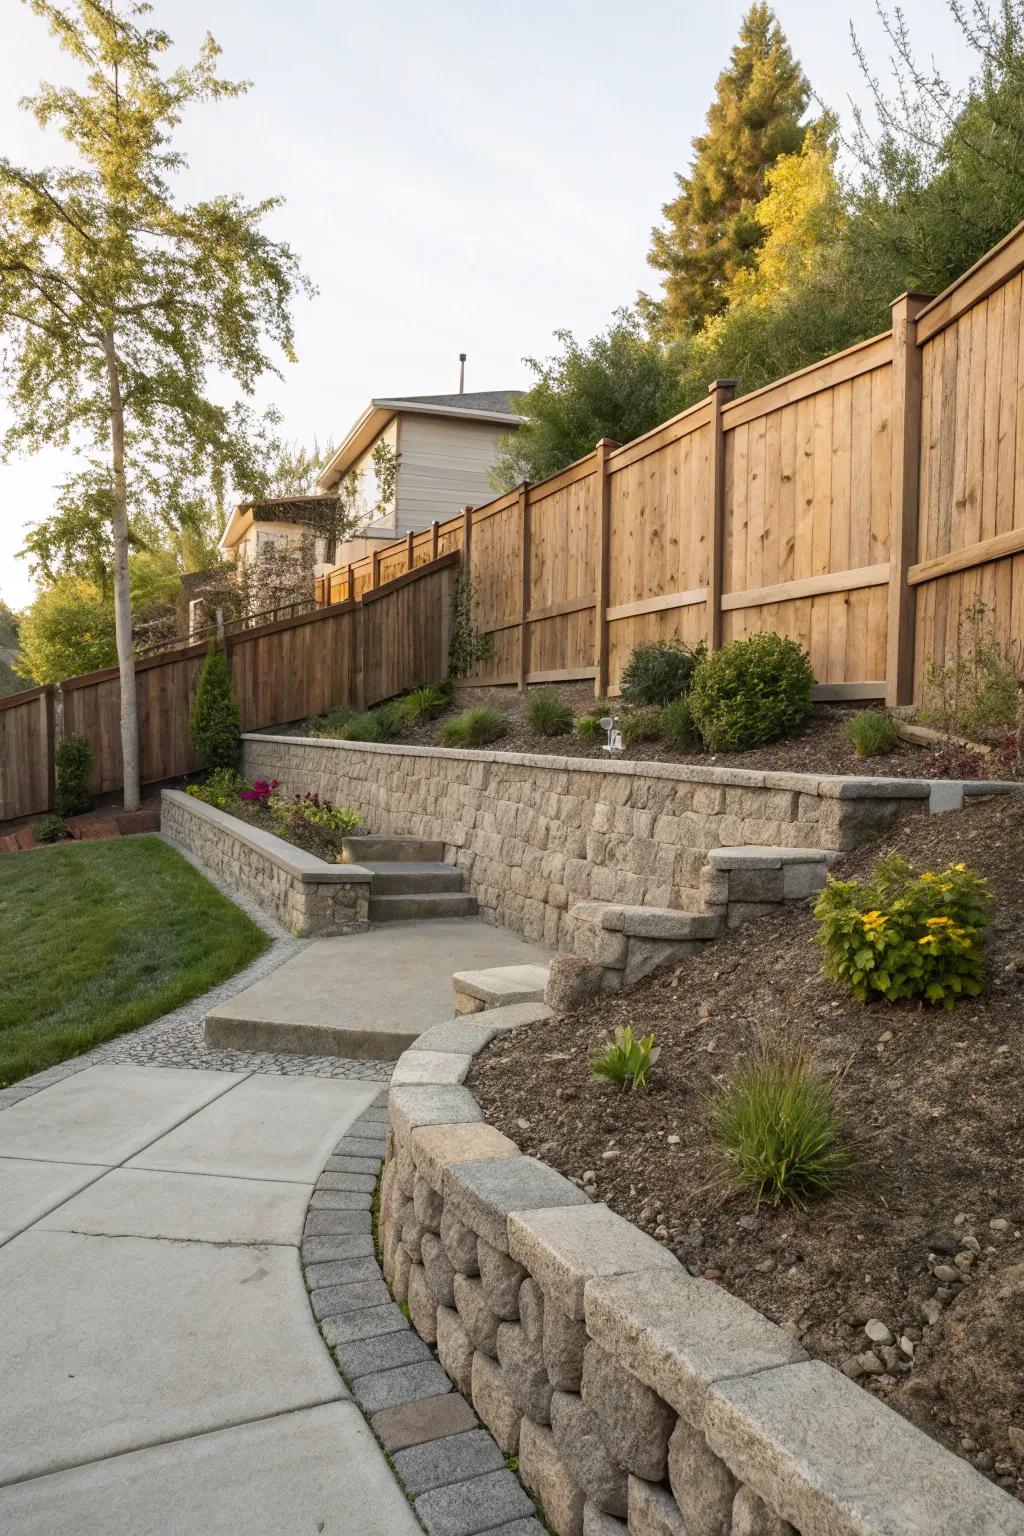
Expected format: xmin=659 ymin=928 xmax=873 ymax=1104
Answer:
xmin=689 ymin=632 xmax=813 ymax=751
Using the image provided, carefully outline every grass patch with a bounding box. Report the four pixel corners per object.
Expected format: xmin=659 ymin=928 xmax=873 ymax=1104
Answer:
xmin=0 ymin=835 xmax=267 ymax=1086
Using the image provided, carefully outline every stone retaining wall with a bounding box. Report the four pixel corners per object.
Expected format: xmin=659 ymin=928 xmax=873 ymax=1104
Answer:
xmin=242 ymin=735 xmax=939 ymax=947
xmin=380 ymin=1024 xmax=1024 ymax=1536
xmin=161 ymin=788 xmax=371 ymax=937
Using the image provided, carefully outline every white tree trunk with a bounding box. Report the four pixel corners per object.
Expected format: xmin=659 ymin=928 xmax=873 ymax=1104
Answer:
xmin=103 ymin=331 xmax=141 ymax=813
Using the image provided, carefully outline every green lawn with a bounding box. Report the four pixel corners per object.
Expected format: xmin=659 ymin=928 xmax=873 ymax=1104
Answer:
xmin=0 ymin=835 xmax=268 ymax=1087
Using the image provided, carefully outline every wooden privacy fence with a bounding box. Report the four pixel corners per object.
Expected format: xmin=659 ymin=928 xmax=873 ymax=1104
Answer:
xmin=0 ymin=555 xmax=456 ymax=823
xmin=319 ymin=223 xmax=1024 ymax=708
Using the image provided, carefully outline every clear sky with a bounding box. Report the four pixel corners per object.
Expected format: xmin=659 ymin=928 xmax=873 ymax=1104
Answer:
xmin=0 ymin=0 xmax=971 ymax=608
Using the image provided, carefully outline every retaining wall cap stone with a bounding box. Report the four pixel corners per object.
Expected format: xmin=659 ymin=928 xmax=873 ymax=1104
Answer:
xmin=443 ymin=1156 xmax=591 ymax=1254
xmin=160 ymin=788 xmax=374 ymax=883
xmin=388 ymin=1085 xmax=482 ymax=1147
xmin=706 ymin=846 xmax=829 ymax=869
xmin=411 ymin=1122 xmax=521 ymax=1196
xmin=703 ymin=1358 xmax=1024 ymax=1536
xmin=408 ymin=1018 xmax=530 ymax=1055
xmin=451 ymin=965 xmax=551 ymax=1004
xmin=583 ymin=1269 xmax=805 ymax=1425
xmin=390 ymin=1052 xmax=474 ymax=1087
xmin=507 ymin=1203 xmax=684 ymax=1321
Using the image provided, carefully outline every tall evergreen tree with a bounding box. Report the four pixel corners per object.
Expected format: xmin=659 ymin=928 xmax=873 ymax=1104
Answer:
xmin=644 ymin=3 xmax=811 ymax=338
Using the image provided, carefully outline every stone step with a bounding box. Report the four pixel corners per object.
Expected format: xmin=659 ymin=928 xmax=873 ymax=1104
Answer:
xmin=341 ymin=835 xmax=446 ymax=864
xmin=369 ymin=892 xmax=479 ymax=923
xmin=451 ymin=963 xmax=551 ymax=1015
xmin=363 ymin=861 xmax=466 ymax=895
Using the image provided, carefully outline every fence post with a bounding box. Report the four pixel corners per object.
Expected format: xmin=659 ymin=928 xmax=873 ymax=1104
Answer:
xmin=44 ymin=685 xmax=57 ymax=812
xmin=347 ymin=563 xmax=355 ymax=604
xmin=460 ymin=504 xmax=474 ymax=572
xmin=887 ymin=293 xmax=931 ymax=706
xmin=406 ymin=529 xmax=415 ymax=572
xmin=371 ymin=548 xmax=381 ymax=592
xmin=706 ymin=379 xmax=736 ymax=654
xmin=431 ymin=520 xmax=440 ymax=561
xmin=593 ymin=439 xmax=619 ymax=698
xmin=517 ymin=483 xmax=532 ymax=691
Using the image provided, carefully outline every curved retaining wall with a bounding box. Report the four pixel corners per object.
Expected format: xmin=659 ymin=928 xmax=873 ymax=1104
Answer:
xmin=380 ymin=1025 xmax=1024 ymax=1536
xmin=242 ymin=736 xmax=945 ymax=947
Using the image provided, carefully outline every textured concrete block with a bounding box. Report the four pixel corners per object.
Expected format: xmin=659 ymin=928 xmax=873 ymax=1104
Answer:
xmin=453 ymin=1272 xmax=501 ymax=1356
xmin=544 ymin=1304 xmax=589 ymax=1392
xmin=400 ymin=1215 xmax=425 ymax=1263
xmin=421 ymin=1230 xmax=457 ymax=1308
xmin=414 ymin=1174 xmax=444 ymax=1234
xmin=550 ymin=1389 xmax=628 ymax=1517
xmin=443 ymin=1155 xmax=590 ymax=1254
xmin=667 ymin=1418 xmax=737 ymax=1536
xmin=583 ymin=1503 xmax=628 ymax=1536
xmin=351 ymin=1359 xmax=452 ymax=1415
xmin=389 ymin=1085 xmax=482 ymax=1150
xmin=309 ymin=1278 xmax=391 ymax=1321
xmin=333 ymin=1328 xmax=433 ymax=1382
xmin=580 ymin=1342 xmax=673 ymax=1482
xmin=545 ymin=955 xmax=604 ymax=1011
xmin=627 ymin=1476 xmax=687 ymax=1536
xmin=392 ymin=1244 xmax=412 ymax=1305
xmin=478 ymin=1238 xmax=527 ymax=1320
xmin=452 ymin=964 xmax=550 ymax=1007
xmin=415 ymin=1468 xmax=536 ymax=1536
xmin=409 ymin=1010 xmax=548 ymax=1055
xmin=583 ymin=1268 xmax=805 ymax=1424
xmin=508 ymin=1203 xmax=681 ymax=1320
xmin=412 ymin=1122 xmax=520 ymax=1196
xmin=704 ymin=1359 xmax=1024 ymax=1536
xmin=519 ymin=1416 xmax=585 ymax=1536
xmin=622 ymin=938 xmax=701 ymax=987
xmin=390 ymin=1051 xmax=473 ymax=1087
xmin=519 ymin=1276 xmax=545 ymax=1346
xmin=496 ymin=1320 xmax=553 ymax=1424
xmin=407 ymin=1260 xmax=438 ymax=1344
xmin=730 ymin=1485 xmax=796 ymax=1536
xmin=392 ymin=1427 xmax=506 ymax=1495
xmin=442 ymin=1204 xmax=482 ymax=1275
xmin=471 ymin=1349 xmax=522 ymax=1456
xmin=372 ymin=1392 xmax=478 ymax=1453
xmin=436 ymin=1304 xmax=474 ymax=1395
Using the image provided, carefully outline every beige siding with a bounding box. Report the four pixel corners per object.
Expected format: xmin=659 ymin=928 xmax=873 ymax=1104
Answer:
xmin=349 ymin=418 xmax=400 ymax=531
xmin=395 ymin=415 xmax=509 ymax=527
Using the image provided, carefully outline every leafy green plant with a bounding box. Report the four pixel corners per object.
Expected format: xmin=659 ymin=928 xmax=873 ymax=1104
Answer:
xmin=270 ymin=792 xmax=359 ymax=845
xmin=54 ymin=734 xmax=94 ymax=817
xmin=814 ymin=854 xmax=992 ymax=1008
xmin=448 ymin=571 xmax=494 ymax=678
xmin=31 ymin=813 xmax=70 ymax=844
xmin=441 ymin=705 xmax=507 ymax=748
xmin=575 ymin=713 xmax=604 ymax=743
xmin=707 ymin=1044 xmax=854 ymax=1208
xmin=524 ymin=687 xmax=573 ymax=736
xmin=397 ymin=683 xmax=450 ymax=726
xmin=370 ymin=701 xmax=407 ymax=738
xmin=689 ymin=633 xmax=813 ymax=751
xmin=335 ymin=711 xmax=386 ymax=743
xmin=620 ymin=706 xmax=663 ymax=747
xmin=660 ymin=695 xmax=701 ymax=751
xmin=844 ymin=710 xmax=898 ymax=758
xmin=307 ymin=706 xmax=357 ymax=739
xmin=589 ymin=1025 xmax=660 ymax=1092
xmin=188 ymin=642 xmax=241 ymax=771
xmin=620 ymin=640 xmax=706 ymax=705
xmin=919 ymin=597 xmax=1022 ymax=744
xmin=186 ymin=767 xmax=246 ymax=810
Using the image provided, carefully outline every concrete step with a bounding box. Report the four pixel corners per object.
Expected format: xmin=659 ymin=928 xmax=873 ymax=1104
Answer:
xmin=363 ymin=861 xmax=466 ymax=895
xmin=369 ymin=891 xmax=479 ymax=923
xmin=451 ymin=963 xmax=551 ymax=1015
xmin=341 ymin=835 xmax=445 ymax=864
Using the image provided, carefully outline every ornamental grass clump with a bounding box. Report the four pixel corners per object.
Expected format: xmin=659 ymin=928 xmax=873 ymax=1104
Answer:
xmin=844 ymin=710 xmax=898 ymax=758
xmin=814 ymin=854 xmax=992 ymax=1008
xmin=524 ymin=687 xmax=573 ymax=736
xmin=659 ymin=694 xmax=701 ymax=751
xmin=707 ymin=1045 xmax=854 ymax=1209
xmin=621 ymin=640 xmax=705 ymax=705
xmin=589 ymin=1026 xmax=660 ymax=1092
xmin=619 ymin=706 xmax=663 ymax=747
xmin=441 ymin=705 xmax=507 ymax=748
xmin=575 ymin=713 xmax=603 ymax=743
xmin=689 ymin=632 xmax=813 ymax=751
xmin=397 ymin=682 xmax=450 ymax=726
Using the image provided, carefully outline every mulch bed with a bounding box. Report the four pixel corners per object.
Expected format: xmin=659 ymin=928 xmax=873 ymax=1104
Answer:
xmin=470 ymin=793 xmax=1024 ymax=1497
xmin=217 ymin=796 xmax=345 ymax=863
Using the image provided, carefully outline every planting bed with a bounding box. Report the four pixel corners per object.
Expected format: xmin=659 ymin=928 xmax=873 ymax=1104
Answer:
xmin=470 ymin=792 xmax=1024 ymax=1498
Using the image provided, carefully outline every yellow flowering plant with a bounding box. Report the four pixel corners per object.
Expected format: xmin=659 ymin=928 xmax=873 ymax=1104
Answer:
xmin=813 ymin=854 xmax=991 ymax=1008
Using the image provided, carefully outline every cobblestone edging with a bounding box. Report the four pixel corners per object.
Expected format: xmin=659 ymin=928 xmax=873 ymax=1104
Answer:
xmin=242 ymin=735 xmax=1019 ymax=948
xmin=301 ymin=1097 xmax=546 ymax=1536
xmin=376 ymin=1027 xmax=1024 ymax=1536
xmin=161 ymin=788 xmax=373 ymax=937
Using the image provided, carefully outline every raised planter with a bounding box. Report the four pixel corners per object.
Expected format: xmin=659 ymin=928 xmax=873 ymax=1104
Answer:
xmin=160 ymin=788 xmax=372 ymax=937
xmin=379 ymin=1027 xmax=1024 ymax=1536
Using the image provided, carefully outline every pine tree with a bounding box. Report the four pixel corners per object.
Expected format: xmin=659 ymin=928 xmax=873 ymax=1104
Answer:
xmin=644 ymin=3 xmax=811 ymax=338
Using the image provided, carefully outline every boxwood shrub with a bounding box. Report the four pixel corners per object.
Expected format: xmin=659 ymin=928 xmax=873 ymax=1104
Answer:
xmin=689 ymin=633 xmax=813 ymax=751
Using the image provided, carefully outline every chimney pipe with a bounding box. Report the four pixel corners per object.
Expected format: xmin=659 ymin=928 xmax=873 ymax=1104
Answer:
xmin=458 ymin=353 xmax=466 ymax=394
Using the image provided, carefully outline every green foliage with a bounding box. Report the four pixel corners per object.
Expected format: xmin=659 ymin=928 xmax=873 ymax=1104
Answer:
xmin=814 ymin=855 xmax=992 ymax=1009
xmin=269 ymin=793 xmax=359 ymax=848
xmin=14 ymin=576 xmax=117 ymax=684
xmin=919 ymin=598 xmax=1022 ymax=744
xmin=31 ymin=813 xmax=70 ymax=844
xmin=54 ymin=734 xmax=94 ymax=817
xmin=524 ymin=687 xmax=573 ymax=737
xmin=707 ymin=1044 xmax=854 ymax=1208
xmin=188 ymin=644 xmax=241 ymax=772
xmin=441 ymin=706 xmax=507 ymax=749
xmin=370 ymin=700 xmax=408 ymax=739
xmin=396 ymin=683 xmax=450 ymax=727
xmin=335 ymin=711 xmax=386 ymax=743
xmin=589 ymin=1026 xmax=660 ymax=1093
xmin=644 ymin=3 xmax=812 ymax=337
xmin=689 ymin=633 xmax=812 ymax=751
xmin=449 ymin=572 xmax=494 ymax=678
xmin=620 ymin=706 xmax=663 ymax=747
xmin=575 ymin=713 xmax=604 ymax=743
xmin=489 ymin=311 xmax=683 ymax=491
xmin=621 ymin=640 xmax=706 ymax=706
xmin=307 ymin=705 xmax=358 ymax=739
xmin=185 ymin=767 xmax=246 ymax=810
xmin=660 ymin=695 xmax=701 ymax=752
xmin=844 ymin=710 xmax=898 ymax=758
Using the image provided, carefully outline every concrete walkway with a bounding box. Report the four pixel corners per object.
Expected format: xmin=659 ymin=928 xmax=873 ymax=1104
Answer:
xmin=0 ymin=1063 xmax=420 ymax=1534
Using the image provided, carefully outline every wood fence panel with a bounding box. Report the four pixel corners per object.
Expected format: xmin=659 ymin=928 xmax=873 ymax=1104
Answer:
xmin=0 ymin=688 xmax=52 ymax=820
xmin=360 ymin=561 xmax=454 ymax=703
xmin=524 ymin=467 xmax=599 ymax=680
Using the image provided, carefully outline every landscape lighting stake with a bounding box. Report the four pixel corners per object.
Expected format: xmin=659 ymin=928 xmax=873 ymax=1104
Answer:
xmin=599 ymin=715 xmax=623 ymax=754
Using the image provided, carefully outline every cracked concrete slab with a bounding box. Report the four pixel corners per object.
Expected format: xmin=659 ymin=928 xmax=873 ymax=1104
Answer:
xmin=0 ymin=1400 xmax=420 ymax=1535
xmin=37 ymin=1168 xmax=313 ymax=1247
xmin=0 ymin=1158 xmax=108 ymax=1237
xmin=126 ymin=1074 xmax=379 ymax=1184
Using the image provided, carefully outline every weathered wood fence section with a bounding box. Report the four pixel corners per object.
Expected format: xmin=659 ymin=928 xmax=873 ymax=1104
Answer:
xmin=0 ymin=556 xmax=455 ymax=822
xmin=319 ymin=219 xmax=1024 ymax=706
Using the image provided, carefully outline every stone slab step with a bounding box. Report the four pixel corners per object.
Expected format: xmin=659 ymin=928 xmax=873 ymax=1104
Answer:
xmin=205 ymin=1011 xmax=420 ymax=1062
xmin=341 ymin=835 xmax=445 ymax=864
xmin=451 ymin=964 xmax=551 ymax=1015
xmin=364 ymin=861 xmax=466 ymax=895
xmin=369 ymin=892 xmax=479 ymax=923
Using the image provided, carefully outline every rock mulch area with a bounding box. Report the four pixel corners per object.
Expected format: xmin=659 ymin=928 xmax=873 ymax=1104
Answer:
xmin=0 ymin=800 xmax=161 ymax=854
xmin=470 ymin=793 xmax=1024 ymax=1500
xmin=303 ymin=1105 xmax=546 ymax=1536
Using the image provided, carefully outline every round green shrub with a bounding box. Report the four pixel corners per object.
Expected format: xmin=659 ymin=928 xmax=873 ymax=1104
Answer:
xmin=54 ymin=734 xmax=94 ymax=817
xmin=188 ymin=643 xmax=241 ymax=771
xmin=619 ymin=706 xmax=663 ymax=747
xmin=689 ymin=633 xmax=813 ymax=751
xmin=660 ymin=695 xmax=700 ymax=752
xmin=32 ymin=813 xmax=70 ymax=844
xmin=620 ymin=640 xmax=705 ymax=705
xmin=575 ymin=714 xmax=603 ymax=743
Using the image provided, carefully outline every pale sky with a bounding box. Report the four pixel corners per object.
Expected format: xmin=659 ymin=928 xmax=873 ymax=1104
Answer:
xmin=0 ymin=0 xmax=972 ymax=608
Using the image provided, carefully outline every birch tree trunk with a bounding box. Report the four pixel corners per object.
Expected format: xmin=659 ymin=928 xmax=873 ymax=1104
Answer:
xmin=103 ymin=330 xmax=141 ymax=813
